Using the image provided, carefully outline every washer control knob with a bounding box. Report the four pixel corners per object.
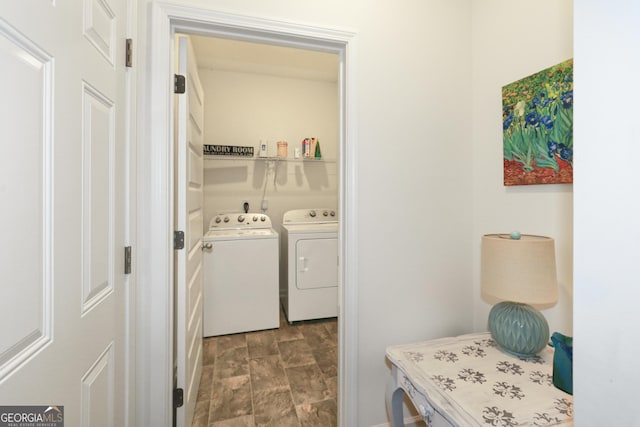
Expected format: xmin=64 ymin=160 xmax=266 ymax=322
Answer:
xmin=238 ymin=215 xmax=245 ymax=223
xmin=323 ymin=211 xmax=328 ymax=216
xmin=330 ymin=211 xmax=336 ymax=217
xmin=309 ymin=210 xmax=316 ymax=217
xmin=260 ymin=215 xmax=266 ymax=222
xmin=223 ymin=216 xmax=230 ymax=223
xmin=253 ymin=216 xmax=258 ymax=222
xmin=215 ymin=217 xmax=222 ymax=224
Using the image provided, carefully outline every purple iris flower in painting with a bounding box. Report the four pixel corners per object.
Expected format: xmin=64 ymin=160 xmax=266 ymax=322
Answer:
xmin=559 ymin=144 xmax=573 ymax=162
xmin=531 ymin=97 xmax=541 ymax=108
xmin=548 ymin=140 xmax=559 ymax=157
xmin=541 ymin=98 xmax=552 ymax=108
xmin=561 ymin=90 xmax=573 ymax=108
xmin=540 ymin=115 xmax=554 ymax=129
xmin=503 ymin=114 xmax=514 ymax=131
xmin=525 ymin=112 xmax=539 ymax=127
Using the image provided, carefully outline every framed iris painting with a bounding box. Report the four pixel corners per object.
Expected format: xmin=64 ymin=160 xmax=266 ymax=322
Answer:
xmin=502 ymin=59 xmax=573 ymax=185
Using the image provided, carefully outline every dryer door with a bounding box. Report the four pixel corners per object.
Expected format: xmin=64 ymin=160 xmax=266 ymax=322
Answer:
xmin=296 ymin=237 xmax=338 ymax=289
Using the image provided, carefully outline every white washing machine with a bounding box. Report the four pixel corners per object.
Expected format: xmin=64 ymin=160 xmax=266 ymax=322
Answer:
xmin=202 ymin=212 xmax=279 ymax=337
xmin=280 ymin=208 xmax=338 ymax=322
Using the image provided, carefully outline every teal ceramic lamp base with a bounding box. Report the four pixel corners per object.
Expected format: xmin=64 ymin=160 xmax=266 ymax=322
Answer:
xmin=488 ymin=301 xmax=550 ymax=357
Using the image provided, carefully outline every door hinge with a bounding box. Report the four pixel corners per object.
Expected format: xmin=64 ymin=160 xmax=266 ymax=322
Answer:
xmin=174 ymin=231 xmax=185 ymax=250
xmin=124 ymin=246 xmax=132 ymax=274
xmin=173 ymin=388 xmax=184 ymax=408
xmin=125 ymin=38 xmax=133 ymax=68
xmin=174 ymin=74 xmax=186 ymax=94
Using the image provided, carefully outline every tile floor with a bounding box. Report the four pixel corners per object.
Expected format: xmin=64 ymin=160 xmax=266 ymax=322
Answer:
xmin=192 ymin=308 xmax=338 ymax=427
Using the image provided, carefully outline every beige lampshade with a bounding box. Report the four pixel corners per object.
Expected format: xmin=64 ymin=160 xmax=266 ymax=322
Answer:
xmin=481 ymin=234 xmax=558 ymax=305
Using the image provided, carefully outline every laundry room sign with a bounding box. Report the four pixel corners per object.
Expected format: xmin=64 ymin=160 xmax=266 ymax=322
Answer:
xmin=203 ymin=144 xmax=254 ymax=157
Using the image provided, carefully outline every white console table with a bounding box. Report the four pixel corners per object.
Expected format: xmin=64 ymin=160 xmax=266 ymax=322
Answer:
xmin=386 ymin=332 xmax=573 ymax=426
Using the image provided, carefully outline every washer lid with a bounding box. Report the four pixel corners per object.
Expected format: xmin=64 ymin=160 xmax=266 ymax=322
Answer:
xmin=204 ymin=228 xmax=277 ymax=241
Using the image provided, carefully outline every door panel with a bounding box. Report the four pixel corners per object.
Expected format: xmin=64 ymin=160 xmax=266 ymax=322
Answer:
xmin=83 ymin=0 xmax=117 ymax=65
xmin=296 ymin=238 xmax=338 ymax=289
xmin=0 ymin=0 xmax=130 ymax=425
xmin=175 ymin=34 xmax=205 ymax=427
xmin=81 ymin=343 xmax=115 ymax=426
xmin=81 ymin=82 xmax=115 ymax=313
xmin=0 ymin=19 xmax=53 ymax=374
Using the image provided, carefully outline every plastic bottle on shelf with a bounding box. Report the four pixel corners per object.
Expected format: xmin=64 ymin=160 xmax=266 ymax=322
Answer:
xmin=310 ymin=138 xmax=316 ymax=157
xmin=258 ymin=140 xmax=267 ymax=157
xmin=314 ymin=139 xmax=322 ymax=159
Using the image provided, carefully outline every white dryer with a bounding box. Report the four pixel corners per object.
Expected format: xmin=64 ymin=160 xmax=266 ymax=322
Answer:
xmin=280 ymin=208 xmax=338 ymax=322
xmin=202 ymin=212 xmax=279 ymax=337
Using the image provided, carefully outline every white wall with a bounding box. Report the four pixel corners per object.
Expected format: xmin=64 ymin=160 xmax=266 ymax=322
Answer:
xmin=198 ymin=67 xmax=339 ymax=231
xmin=574 ymin=2 xmax=640 ymax=424
xmin=199 ymin=68 xmax=339 ymax=159
xmin=470 ymin=0 xmax=574 ymax=337
xmin=354 ymin=2 xmax=476 ymax=424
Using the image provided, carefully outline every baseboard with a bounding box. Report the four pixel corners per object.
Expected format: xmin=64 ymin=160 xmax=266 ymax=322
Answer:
xmin=369 ymin=415 xmax=425 ymax=427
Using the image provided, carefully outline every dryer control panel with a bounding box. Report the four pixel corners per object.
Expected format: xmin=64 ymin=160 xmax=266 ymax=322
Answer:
xmin=209 ymin=212 xmax=272 ymax=230
xmin=283 ymin=209 xmax=337 ymax=225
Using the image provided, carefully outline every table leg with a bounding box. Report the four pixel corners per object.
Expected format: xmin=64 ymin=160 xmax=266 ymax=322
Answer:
xmin=386 ymin=366 xmax=406 ymax=427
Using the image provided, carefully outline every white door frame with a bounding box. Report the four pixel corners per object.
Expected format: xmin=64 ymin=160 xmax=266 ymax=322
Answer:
xmin=136 ymin=3 xmax=359 ymax=426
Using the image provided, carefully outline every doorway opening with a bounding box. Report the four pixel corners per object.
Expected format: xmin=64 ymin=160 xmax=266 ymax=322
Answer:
xmin=137 ymin=5 xmax=358 ymax=427
xmin=181 ymin=33 xmax=341 ymax=425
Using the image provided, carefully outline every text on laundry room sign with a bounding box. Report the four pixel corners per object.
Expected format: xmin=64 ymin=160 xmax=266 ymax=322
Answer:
xmin=203 ymin=144 xmax=254 ymax=157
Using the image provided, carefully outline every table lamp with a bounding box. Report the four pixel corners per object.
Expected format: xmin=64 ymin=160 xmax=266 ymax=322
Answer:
xmin=481 ymin=233 xmax=558 ymax=357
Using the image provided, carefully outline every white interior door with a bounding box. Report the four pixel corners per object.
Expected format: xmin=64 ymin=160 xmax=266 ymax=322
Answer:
xmin=0 ymin=0 xmax=130 ymax=425
xmin=174 ymin=33 xmax=205 ymax=427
